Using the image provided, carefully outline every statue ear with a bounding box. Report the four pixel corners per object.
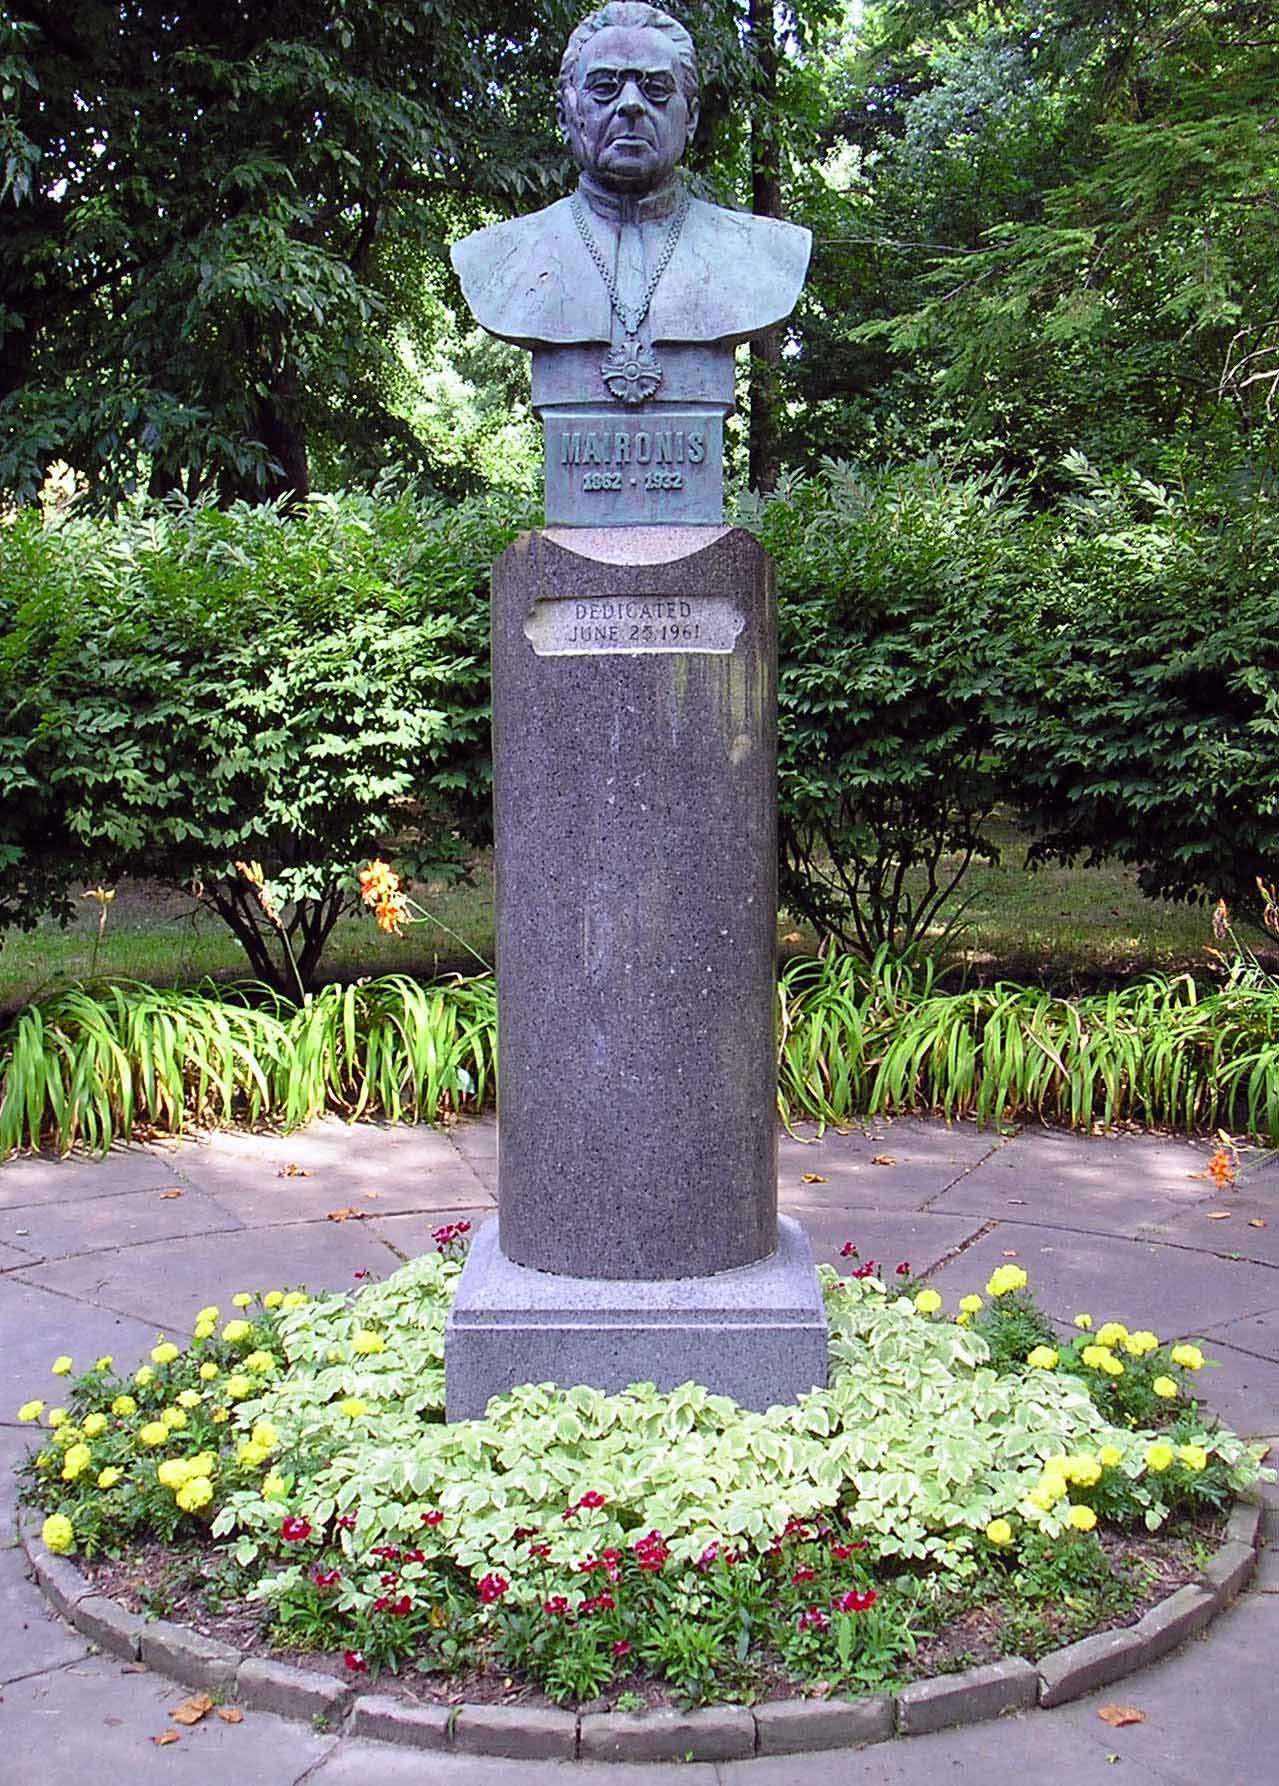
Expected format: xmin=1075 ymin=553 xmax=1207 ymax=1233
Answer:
xmin=686 ymin=96 xmax=700 ymax=142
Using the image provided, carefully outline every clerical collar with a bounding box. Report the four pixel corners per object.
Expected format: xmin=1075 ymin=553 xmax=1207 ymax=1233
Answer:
xmin=576 ymin=172 xmax=683 ymax=225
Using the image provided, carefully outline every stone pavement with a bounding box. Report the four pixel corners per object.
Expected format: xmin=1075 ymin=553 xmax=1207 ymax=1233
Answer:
xmin=2 ymin=1112 xmax=1277 ymax=1784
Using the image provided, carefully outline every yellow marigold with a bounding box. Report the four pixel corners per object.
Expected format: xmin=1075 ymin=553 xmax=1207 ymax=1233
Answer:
xmin=261 ymin=1471 xmax=287 ymax=1499
xmin=1097 ymin=1352 xmax=1125 ymax=1377
xmin=47 ymin=1407 xmax=68 ymax=1428
xmin=1122 ymin=1330 xmax=1159 ymax=1357
xmin=959 ymin=1294 xmax=984 ymax=1315
xmin=245 ymin=1351 xmax=276 ymax=1375
xmin=1098 ymin=1445 xmax=1123 ymax=1469
xmin=1063 ymin=1454 xmax=1102 ymax=1487
xmin=151 ymin=1341 xmax=180 ymax=1366
xmin=1080 ymin=1345 xmax=1110 ymax=1369
xmin=176 ymin=1476 xmax=214 ymax=1513
xmin=986 ymin=1265 xmax=1028 ymax=1298
xmin=1177 ymin=1444 xmax=1208 ymax=1471
xmin=134 ymin=1366 xmax=155 ymax=1387
xmin=281 ymin=1291 xmax=308 ymax=1308
xmin=1152 ymin=1376 xmax=1179 ymax=1399
xmin=51 ymin=1355 xmax=72 ymax=1376
xmin=138 ymin=1421 xmax=169 ymax=1447
xmin=237 ymin=1441 xmax=269 ymax=1470
xmin=177 ymin=1389 xmax=202 ymax=1409
xmin=1026 ymin=1346 xmax=1058 ymax=1370
xmin=61 ymin=1442 xmax=92 ymax=1481
xmin=224 ymin=1374 xmax=252 ymax=1401
xmin=97 ymin=1467 xmax=123 ymax=1489
xmin=157 ymin=1458 xmax=195 ymax=1489
xmin=232 ymin=1293 xmax=253 ymax=1308
xmin=1170 ymin=1344 xmax=1204 ymax=1372
xmin=339 ymin=1397 xmax=368 ymax=1419
xmin=1066 ymin=1504 xmax=1097 ymax=1532
xmin=52 ymin=1424 xmax=80 ymax=1448
xmin=251 ymin=1421 xmax=279 ymax=1450
xmin=984 ymin=1517 xmax=1014 ymax=1547
xmin=199 ymin=1363 xmax=219 ymax=1382
xmin=193 ymin=1320 xmax=216 ymax=1343
xmin=94 ymin=1355 xmax=113 ymax=1372
xmin=914 ymin=1289 xmax=942 ymax=1315
xmin=41 ymin=1514 xmax=75 ymax=1555
xmin=17 ymin=1399 xmax=44 ymax=1423
xmin=352 ymin=1329 xmax=386 ymax=1355
xmin=188 ymin=1452 xmax=215 ymax=1477
xmin=195 ymin=1306 xmax=220 ymax=1325
xmin=1073 ymin=1313 xmax=1093 ymax=1330
xmin=111 ymin=1394 xmax=137 ymax=1416
xmin=160 ymin=1407 xmax=187 ymax=1431
xmin=221 ymin=1320 xmax=252 ymax=1345
xmin=955 ymin=1311 xmax=971 ymax=1326
xmin=212 ymin=1408 xmax=229 ymax=1424
xmin=82 ymin=1412 xmax=107 ymax=1438
xmin=1096 ymin=1322 xmax=1129 ymax=1348
xmin=1146 ymin=1443 xmax=1175 ymax=1473
xmin=263 ymin=1291 xmax=284 ymax=1309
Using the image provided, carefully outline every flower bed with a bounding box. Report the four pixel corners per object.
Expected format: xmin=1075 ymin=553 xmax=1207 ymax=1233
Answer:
xmin=15 ymin=1244 xmax=1272 ymax=1716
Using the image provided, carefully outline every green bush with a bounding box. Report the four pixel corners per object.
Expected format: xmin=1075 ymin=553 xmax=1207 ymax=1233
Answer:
xmin=994 ymin=454 xmax=1279 ymax=918
xmin=0 ymin=486 xmax=529 ymax=992
xmin=752 ymin=460 xmax=1030 ymax=955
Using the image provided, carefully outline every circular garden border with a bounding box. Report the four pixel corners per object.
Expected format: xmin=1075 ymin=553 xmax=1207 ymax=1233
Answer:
xmin=20 ymin=1499 xmax=1262 ymax=1763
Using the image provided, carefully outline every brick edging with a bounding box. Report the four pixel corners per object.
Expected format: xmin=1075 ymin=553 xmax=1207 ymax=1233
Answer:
xmin=20 ymin=1498 xmax=1262 ymax=1762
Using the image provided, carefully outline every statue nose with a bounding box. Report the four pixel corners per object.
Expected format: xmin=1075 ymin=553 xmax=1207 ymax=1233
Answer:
xmin=617 ymin=80 xmax=647 ymax=115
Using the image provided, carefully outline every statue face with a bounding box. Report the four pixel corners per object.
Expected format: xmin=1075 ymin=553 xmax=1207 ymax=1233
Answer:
xmin=561 ymin=25 xmax=697 ymax=192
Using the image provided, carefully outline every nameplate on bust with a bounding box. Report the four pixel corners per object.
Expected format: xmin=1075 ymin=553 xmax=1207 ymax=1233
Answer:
xmin=543 ymin=407 xmax=724 ymax=527
xmin=524 ymin=594 xmax=743 ymax=656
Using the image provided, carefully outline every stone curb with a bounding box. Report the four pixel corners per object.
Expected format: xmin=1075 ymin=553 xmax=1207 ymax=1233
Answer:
xmin=21 ymin=1498 xmax=1256 ymax=1762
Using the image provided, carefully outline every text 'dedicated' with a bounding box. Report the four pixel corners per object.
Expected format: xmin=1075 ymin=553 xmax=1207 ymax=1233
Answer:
xmin=523 ymin=595 xmax=744 ymax=656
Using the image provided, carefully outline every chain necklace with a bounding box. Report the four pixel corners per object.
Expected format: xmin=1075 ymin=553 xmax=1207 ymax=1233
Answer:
xmin=570 ymin=186 xmax=689 ymax=404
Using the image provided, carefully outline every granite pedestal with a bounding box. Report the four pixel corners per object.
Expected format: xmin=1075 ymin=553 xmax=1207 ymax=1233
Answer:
xmin=445 ymin=1214 xmax=827 ymax=1418
xmin=442 ymin=522 xmax=828 ymax=1414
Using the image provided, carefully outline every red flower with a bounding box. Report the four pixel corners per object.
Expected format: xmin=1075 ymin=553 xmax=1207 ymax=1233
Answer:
xmin=577 ymin=1555 xmax=601 ymax=1574
xmin=696 ymin=1543 xmax=720 ymax=1571
xmin=370 ymin=1545 xmax=401 ymax=1560
xmin=337 ymin=1514 xmax=357 ymax=1531
xmin=543 ymin=1595 xmax=571 ymax=1617
xmin=895 ymin=1261 xmax=912 ymax=1276
xmin=403 ymin=1548 xmax=425 ymax=1565
xmin=577 ymin=1490 xmax=607 ymax=1510
xmin=840 ymin=1242 xmax=858 ymax=1258
xmin=281 ymin=1516 xmax=312 ymax=1543
xmin=834 ymin=1588 xmax=877 ymax=1613
xmin=391 ymin=1594 xmax=412 ymax=1616
xmin=528 ymin=1540 xmax=552 ymax=1558
xmin=311 ymin=1565 xmax=341 ymax=1588
xmin=477 ymin=1572 xmax=509 ymax=1604
xmin=582 ymin=1592 xmax=616 ymax=1615
xmin=344 ymin=1651 xmax=368 ymax=1673
xmin=380 ymin=1572 xmax=399 ymax=1587
xmin=613 ymin=1639 xmax=632 ymax=1658
xmin=830 ymin=1540 xmax=867 ymax=1559
xmin=457 ymin=1220 xmax=472 ymax=1235
xmin=353 ymin=1269 xmax=370 ymax=1281
xmin=373 ymin=1595 xmax=391 ymax=1612
xmin=791 ymin=1565 xmax=817 ymax=1585
xmin=632 ymin=1530 xmax=668 ymax=1572
xmin=798 ymin=1606 xmax=829 ymax=1631
xmin=852 ymin=1261 xmax=876 ymax=1280
xmin=420 ymin=1510 xmax=443 ymax=1527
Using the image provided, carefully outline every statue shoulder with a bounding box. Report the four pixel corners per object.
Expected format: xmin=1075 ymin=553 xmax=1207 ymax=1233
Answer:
xmin=450 ymin=200 xmax=611 ymax=348
xmin=652 ymin=199 xmax=811 ymax=346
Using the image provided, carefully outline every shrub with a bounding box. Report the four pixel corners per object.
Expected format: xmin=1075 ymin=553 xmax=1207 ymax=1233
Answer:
xmin=0 ymin=485 xmax=529 ymax=993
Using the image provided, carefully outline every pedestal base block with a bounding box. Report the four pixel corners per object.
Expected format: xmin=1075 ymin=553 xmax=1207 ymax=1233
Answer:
xmin=444 ymin=1215 xmax=828 ymax=1420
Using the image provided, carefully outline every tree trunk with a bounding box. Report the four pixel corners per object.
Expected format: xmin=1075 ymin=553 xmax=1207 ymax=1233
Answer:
xmin=748 ymin=0 xmax=783 ymax=497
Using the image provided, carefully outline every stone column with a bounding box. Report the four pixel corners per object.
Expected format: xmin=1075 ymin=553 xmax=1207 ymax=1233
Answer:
xmin=444 ymin=525 xmax=827 ymax=1416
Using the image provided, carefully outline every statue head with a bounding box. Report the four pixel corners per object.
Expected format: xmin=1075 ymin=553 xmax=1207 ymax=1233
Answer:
xmin=557 ymin=4 xmax=700 ymax=194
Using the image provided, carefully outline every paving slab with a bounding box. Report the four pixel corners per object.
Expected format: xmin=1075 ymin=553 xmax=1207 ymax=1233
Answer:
xmin=446 ymin=1118 xmax=498 ymax=1187
xmin=927 ymin=1125 xmax=1221 ymax=1238
xmin=779 ymin=1117 xmax=1008 ymax=1214
xmin=0 ymin=1237 xmax=41 ymax=1268
xmin=171 ymin=1153 xmax=495 ymax=1225
xmin=366 ymin=1207 xmax=504 ymax=1262
xmin=310 ymin=1744 xmax=719 ymax=1785
xmin=928 ymin=1220 xmax=1279 ymax=1334
xmin=0 ymin=1654 xmax=337 ymax=1785
xmin=1198 ymin=1302 xmax=1279 ymax=1362
xmin=789 ymin=1208 xmax=991 ymax=1279
xmin=1173 ymin=1340 xmax=1279 ymax=1438
xmin=0 ymin=1540 xmax=92 ymax=1682
xmin=0 ymin=1275 xmax=161 ymax=1398
xmin=0 ymin=1184 xmax=244 ymax=1262
xmin=11 ymin=1220 xmax=409 ymax=1333
xmin=0 ymin=1146 xmax=185 ymax=1210
xmin=0 ymin=1420 xmax=33 ymax=1541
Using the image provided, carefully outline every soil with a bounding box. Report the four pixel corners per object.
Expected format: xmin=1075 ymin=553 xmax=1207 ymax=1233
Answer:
xmin=74 ymin=1510 xmax=1226 ymax=1713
